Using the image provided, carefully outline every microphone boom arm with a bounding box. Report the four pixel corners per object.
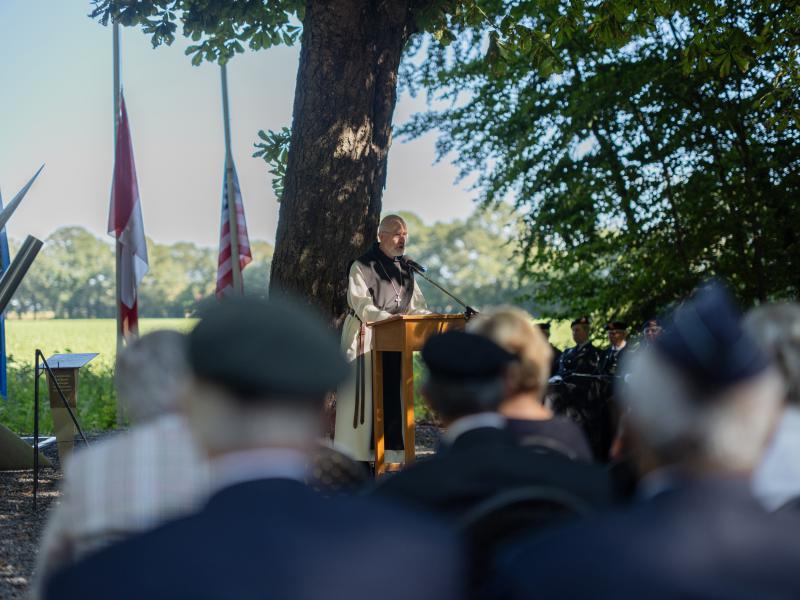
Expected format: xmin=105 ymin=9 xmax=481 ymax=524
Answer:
xmin=410 ymin=267 xmax=478 ymax=317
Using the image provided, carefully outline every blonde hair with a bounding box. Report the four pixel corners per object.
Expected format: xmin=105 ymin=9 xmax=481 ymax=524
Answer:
xmin=467 ymin=306 xmax=552 ymax=397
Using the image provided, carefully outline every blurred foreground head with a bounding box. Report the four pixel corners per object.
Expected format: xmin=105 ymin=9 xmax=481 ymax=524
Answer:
xmin=467 ymin=306 xmax=552 ymax=398
xmin=743 ymin=302 xmax=800 ymax=407
xmin=115 ymin=330 xmax=191 ymax=424
xmin=185 ymin=296 xmax=348 ymax=456
xmin=421 ymin=330 xmax=516 ymax=424
xmin=620 ymin=283 xmax=783 ymax=473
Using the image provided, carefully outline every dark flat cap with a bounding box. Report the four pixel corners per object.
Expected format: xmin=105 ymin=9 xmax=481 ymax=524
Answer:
xmin=605 ymin=321 xmax=628 ymax=331
xmin=654 ymin=281 xmax=771 ymax=399
xmin=571 ymin=316 xmax=590 ymax=327
xmin=422 ymin=331 xmax=516 ymax=380
xmin=189 ymin=296 xmax=348 ymax=400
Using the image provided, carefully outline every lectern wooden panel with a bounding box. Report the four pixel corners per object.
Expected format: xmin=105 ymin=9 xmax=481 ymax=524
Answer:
xmin=369 ymin=314 xmax=466 ymax=476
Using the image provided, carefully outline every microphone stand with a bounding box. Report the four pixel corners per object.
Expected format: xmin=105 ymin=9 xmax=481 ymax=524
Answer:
xmin=405 ymin=261 xmax=479 ymax=317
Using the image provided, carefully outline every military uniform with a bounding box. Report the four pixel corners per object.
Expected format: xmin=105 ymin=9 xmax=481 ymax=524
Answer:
xmin=557 ymin=342 xmax=600 ymax=376
xmin=597 ymin=345 xmax=628 ymax=377
xmin=537 ymin=323 xmax=562 ymax=377
xmin=550 ymin=318 xmax=604 ymax=460
xmin=550 ymin=344 xmax=562 ymax=378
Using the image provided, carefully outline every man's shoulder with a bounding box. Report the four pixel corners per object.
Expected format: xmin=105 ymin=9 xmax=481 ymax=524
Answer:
xmin=374 ymin=435 xmax=613 ymax=507
xmin=500 ymin=492 xmax=800 ymax=597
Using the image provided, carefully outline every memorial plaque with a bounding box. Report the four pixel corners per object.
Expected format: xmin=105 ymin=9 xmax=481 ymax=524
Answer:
xmin=44 ymin=353 xmax=98 ymax=463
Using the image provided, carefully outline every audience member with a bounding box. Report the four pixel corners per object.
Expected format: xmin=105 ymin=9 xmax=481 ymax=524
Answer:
xmin=642 ymin=317 xmax=663 ymax=343
xmin=373 ymin=330 xmax=613 ymax=520
xmin=536 ymin=321 xmax=562 ymax=376
xmin=745 ymin=303 xmax=800 ymax=512
xmin=596 ymin=320 xmax=628 ymax=377
xmin=556 ymin=316 xmax=600 ymax=376
xmin=469 ymin=307 xmax=592 ymax=461
xmin=493 ymin=283 xmax=800 ymax=599
xmin=35 ymin=331 xmax=209 ymax=591
xmin=44 ymin=297 xmax=463 ymax=600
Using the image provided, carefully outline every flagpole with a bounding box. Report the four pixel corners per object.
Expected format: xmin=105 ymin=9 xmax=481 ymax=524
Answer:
xmin=220 ymin=63 xmax=243 ymax=294
xmin=113 ymin=21 xmax=124 ymax=427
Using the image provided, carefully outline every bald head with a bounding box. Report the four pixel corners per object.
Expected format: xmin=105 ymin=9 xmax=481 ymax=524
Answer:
xmin=378 ymin=214 xmax=408 ymax=257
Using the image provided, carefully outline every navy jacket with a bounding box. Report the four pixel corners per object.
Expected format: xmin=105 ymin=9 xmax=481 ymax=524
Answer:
xmin=494 ymin=477 xmax=800 ymax=599
xmin=45 ymin=478 xmax=463 ymax=600
xmin=373 ymin=427 xmax=614 ymax=521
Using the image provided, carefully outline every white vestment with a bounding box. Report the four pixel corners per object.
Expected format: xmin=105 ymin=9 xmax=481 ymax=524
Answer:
xmin=334 ymin=261 xmax=429 ymax=461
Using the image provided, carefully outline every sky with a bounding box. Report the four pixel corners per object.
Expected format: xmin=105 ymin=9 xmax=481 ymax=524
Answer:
xmin=0 ymin=0 xmax=476 ymax=247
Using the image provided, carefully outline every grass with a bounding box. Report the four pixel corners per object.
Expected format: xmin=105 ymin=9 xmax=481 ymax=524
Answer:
xmin=0 ymin=319 xmax=194 ymax=435
xmin=0 ymin=317 xmax=583 ymax=435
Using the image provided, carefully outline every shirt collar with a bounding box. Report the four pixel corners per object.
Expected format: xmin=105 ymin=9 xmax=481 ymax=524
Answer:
xmin=442 ymin=412 xmax=506 ymax=446
xmin=210 ymin=448 xmax=309 ymax=495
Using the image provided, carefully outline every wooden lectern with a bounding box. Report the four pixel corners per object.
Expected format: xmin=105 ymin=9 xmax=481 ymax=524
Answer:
xmin=369 ymin=314 xmax=466 ymax=476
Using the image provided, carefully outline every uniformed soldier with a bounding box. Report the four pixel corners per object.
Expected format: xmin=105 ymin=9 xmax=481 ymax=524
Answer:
xmin=597 ymin=321 xmax=629 ymax=377
xmin=537 ymin=322 xmax=562 ymax=377
xmin=557 ymin=317 xmax=600 ymax=376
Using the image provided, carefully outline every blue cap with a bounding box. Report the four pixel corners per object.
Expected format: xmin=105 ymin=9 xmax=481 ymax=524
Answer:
xmin=654 ymin=281 xmax=771 ymax=398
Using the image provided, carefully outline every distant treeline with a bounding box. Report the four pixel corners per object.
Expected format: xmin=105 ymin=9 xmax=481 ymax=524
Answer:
xmin=8 ymin=206 xmax=537 ymax=319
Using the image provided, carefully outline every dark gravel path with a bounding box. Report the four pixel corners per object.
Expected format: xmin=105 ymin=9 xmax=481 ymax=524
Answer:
xmin=0 ymin=425 xmax=441 ymax=599
xmin=1 ymin=441 xmax=64 ymax=599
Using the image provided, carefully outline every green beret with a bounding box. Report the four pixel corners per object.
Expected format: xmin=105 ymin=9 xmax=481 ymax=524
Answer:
xmin=189 ymin=296 xmax=348 ymax=401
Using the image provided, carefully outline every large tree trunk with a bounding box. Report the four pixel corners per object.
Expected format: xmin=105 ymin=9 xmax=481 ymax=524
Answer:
xmin=270 ymin=0 xmax=415 ymax=326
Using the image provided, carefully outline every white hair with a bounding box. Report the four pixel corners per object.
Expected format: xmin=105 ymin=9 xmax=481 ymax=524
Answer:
xmin=743 ymin=302 xmax=800 ymax=406
xmin=115 ymin=330 xmax=191 ymax=424
xmin=619 ymin=347 xmax=783 ymax=471
xmin=185 ymin=383 xmax=320 ymax=455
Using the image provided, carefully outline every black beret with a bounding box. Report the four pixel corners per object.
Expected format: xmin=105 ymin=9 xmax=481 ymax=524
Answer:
xmin=605 ymin=321 xmax=628 ymax=331
xmin=422 ymin=331 xmax=516 ymax=380
xmin=537 ymin=322 xmax=551 ymax=332
xmin=654 ymin=281 xmax=771 ymax=398
xmin=188 ymin=296 xmax=349 ymax=400
xmin=571 ymin=316 xmax=590 ymax=327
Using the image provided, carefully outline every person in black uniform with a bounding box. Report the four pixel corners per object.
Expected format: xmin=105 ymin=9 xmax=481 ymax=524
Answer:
xmin=550 ymin=317 xmax=607 ymax=460
xmin=596 ymin=321 xmax=629 ymax=377
xmin=537 ymin=322 xmax=562 ymax=377
xmin=557 ymin=317 xmax=600 ymax=376
xmin=594 ymin=321 xmax=630 ymax=462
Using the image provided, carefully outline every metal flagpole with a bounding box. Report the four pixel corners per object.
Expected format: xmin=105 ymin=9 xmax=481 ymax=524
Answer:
xmin=220 ymin=63 xmax=243 ymax=294
xmin=113 ymin=21 xmax=125 ymax=426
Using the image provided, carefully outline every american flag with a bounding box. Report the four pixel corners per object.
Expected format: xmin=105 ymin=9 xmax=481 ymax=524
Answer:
xmin=216 ymin=159 xmax=252 ymax=298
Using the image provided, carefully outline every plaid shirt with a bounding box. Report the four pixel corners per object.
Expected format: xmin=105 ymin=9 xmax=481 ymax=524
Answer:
xmin=35 ymin=415 xmax=210 ymax=587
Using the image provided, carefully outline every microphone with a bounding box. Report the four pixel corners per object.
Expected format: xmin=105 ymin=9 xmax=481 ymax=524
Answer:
xmin=402 ymin=257 xmax=426 ymax=273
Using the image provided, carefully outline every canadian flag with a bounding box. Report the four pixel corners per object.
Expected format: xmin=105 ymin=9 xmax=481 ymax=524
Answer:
xmin=108 ymin=92 xmax=148 ymax=339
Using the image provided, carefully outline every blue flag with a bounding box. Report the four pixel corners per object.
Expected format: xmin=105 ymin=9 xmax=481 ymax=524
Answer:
xmin=0 ymin=190 xmax=9 ymax=399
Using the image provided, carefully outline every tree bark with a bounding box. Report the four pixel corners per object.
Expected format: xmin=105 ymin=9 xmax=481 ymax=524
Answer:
xmin=270 ymin=0 xmax=414 ymax=326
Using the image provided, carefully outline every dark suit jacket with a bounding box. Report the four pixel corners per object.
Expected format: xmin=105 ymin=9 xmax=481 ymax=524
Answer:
xmin=494 ymin=477 xmax=800 ymax=599
xmin=45 ymin=478 xmax=463 ymax=600
xmin=372 ymin=427 xmax=614 ymax=521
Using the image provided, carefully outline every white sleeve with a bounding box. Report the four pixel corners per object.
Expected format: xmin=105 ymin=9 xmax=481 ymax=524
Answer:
xmin=347 ymin=262 xmax=393 ymax=323
xmin=408 ymin=279 xmax=432 ymax=315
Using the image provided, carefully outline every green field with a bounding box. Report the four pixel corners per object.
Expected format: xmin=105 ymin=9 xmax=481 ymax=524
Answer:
xmin=0 ymin=319 xmax=195 ymax=435
xmin=0 ymin=317 xmax=581 ymax=435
